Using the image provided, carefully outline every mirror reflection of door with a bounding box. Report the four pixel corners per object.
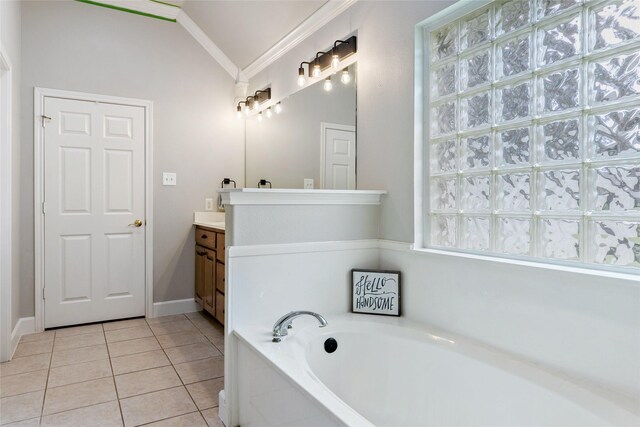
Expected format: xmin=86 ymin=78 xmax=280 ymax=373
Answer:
xmin=321 ymin=123 xmax=356 ymax=190
xmin=245 ymin=63 xmax=357 ymax=189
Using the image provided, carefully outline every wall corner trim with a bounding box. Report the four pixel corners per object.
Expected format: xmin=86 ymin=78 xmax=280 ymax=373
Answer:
xmin=176 ymin=10 xmax=242 ymax=81
xmin=152 ymin=298 xmax=201 ymax=318
xmin=10 ymin=317 xmax=36 ymax=359
xmin=241 ymin=0 xmax=359 ymax=79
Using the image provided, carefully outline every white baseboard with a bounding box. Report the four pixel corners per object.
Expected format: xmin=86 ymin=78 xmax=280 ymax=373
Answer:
xmin=152 ymin=298 xmax=200 ymax=318
xmin=10 ymin=316 xmax=35 ymax=358
xmin=218 ymin=390 xmax=228 ymax=426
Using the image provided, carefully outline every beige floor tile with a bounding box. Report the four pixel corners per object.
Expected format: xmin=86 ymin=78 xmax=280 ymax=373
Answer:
xmin=54 ymin=324 xmax=103 ymax=338
xmin=2 ymin=417 xmax=40 ymax=427
xmin=105 ymin=326 xmax=153 ymax=343
xmin=19 ymin=331 xmax=55 ymax=344
xmin=145 ymin=412 xmax=207 ymax=427
xmin=51 ymin=343 xmax=108 ymax=368
xmin=47 ymin=359 xmax=112 ymax=388
xmin=0 ymin=353 xmax=51 ymax=377
xmin=145 ymin=314 xmax=186 ymax=325
xmin=41 ymin=400 xmax=122 ymax=427
xmin=200 ymin=407 xmax=225 ymax=427
xmin=119 ymin=386 xmax=197 ymax=427
xmin=186 ymin=378 xmax=224 ymax=410
xmin=173 ymin=356 xmax=224 ymax=385
xmin=110 ymin=350 xmax=170 ymax=376
xmin=43 ymin=377 xmax=117 ymax=415
xmin=164 ymin=342 xmax=221 ymax=365
xmin=0 ymin=390 xmax=44 ymax=425
xmin=184 ymin=311 xmax=205 ymax=320
xmin=115 ymin=366 xmax=181 ymax=398
xmin=201 ymin=329 xmax=224 ymax=348
xmin=148 ymin=320 xmax=198 ymax=336
xmin=107 ymin=336 xmax=160 ymax=358
xmin=13 ymin=339 xmax=54 ymax=358
xmin=155 ymin=332 xmax=207 ymax=349
xmin=188 ymin=316 xmax=221 ymax=331
xmin=0 ymin=369 xmax=48 ymax=398
xmin=102 ymin=318 xmax=147 ymax=332
xmin=54 ymin=332 xmax=105 ymax=351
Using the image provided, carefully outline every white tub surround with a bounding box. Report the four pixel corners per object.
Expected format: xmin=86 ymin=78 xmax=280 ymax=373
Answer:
xmin=235 ymin=314 xmax=640 ymax=427
xmin=193 ymin=211 xmax=225 ymax=230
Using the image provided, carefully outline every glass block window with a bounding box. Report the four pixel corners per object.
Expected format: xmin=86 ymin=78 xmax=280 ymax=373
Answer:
xmin=426 ymin=0 xmax=640 ymax=270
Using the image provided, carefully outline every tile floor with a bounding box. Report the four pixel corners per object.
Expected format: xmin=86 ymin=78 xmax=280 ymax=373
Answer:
xmin=0 ymin=311 xmax=225 ymax=427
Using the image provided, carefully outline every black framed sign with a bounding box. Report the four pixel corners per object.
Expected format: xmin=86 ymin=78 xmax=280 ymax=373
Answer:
xmin=351 ymin=269 xmax=401 ymax=316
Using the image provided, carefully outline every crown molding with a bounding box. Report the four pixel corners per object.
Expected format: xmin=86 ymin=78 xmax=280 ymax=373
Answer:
xmin=241 ymin=0 xmax=359 ymax=79
xmin=177 ymin=10 xmax=243 ymax=81
xmin=80 ymin=0 xmax=181 ymax=21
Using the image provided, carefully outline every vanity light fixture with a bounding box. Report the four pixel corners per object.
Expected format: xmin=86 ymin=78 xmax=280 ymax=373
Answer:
xmin=298 ymin=61 xmax=310 ymax=86
xmin=274 ymin=102 xmax=282 ymax=114
xmin=236 ymin=101 xmax=245 ymax=119
xmin=323 ymin=76 xmax=333 ymax=92
xmin=296 ymin=36 xmax=357 ymax=84
xmin=252 ymin=88 xmax=272 ymax=111
xmin=341 ymin=67 xmax=351 ymax=84
xmin=265 ymin=107 xmax=273 ymax=119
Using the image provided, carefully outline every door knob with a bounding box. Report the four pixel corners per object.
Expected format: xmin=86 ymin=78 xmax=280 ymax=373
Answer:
xmin=128 ymin=219 xmax=143 ymax=227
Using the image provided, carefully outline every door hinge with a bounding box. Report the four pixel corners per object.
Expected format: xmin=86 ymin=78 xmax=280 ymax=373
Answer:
xmin=42 ymin=202 xmax=46 ymax=214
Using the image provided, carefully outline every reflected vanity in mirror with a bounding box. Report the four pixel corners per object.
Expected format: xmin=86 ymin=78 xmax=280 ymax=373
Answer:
xmin=245 ymin=64 xmax=357 ymax=189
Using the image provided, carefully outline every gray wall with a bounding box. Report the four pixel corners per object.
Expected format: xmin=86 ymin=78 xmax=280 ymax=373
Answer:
xmin=246 ymin=1 xmax=455 ymax=242
xmin=1 ymin=0 xmax=22 ymax=329
xmin=19 ymin=0 xmax=244 ymax=317
xmin=245 ymin=70 xmax=356 ymax=189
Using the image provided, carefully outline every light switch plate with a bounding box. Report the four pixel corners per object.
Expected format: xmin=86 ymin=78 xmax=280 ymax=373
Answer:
xmin=205 ymin=198 xmax=214 ymax=211
xmin=162 ymin=172 xmax=176 ymax=186
xmin=304 ymin=178 xmax=314 ymax=189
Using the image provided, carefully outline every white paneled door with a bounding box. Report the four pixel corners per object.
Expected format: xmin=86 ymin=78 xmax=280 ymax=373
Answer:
xmin=322 ymin=124 xmax=356 ymax=190
xmin=43 ymin=97 xmax=146 ymax=328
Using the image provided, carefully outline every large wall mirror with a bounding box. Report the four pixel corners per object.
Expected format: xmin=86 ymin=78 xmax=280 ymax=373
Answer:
xmin=245 ymin=64 xmax=357 ymax=189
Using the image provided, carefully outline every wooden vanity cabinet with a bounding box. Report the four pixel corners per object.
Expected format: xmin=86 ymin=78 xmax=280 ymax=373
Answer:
xmin=194 ymin=225 xmax=225 ymax=325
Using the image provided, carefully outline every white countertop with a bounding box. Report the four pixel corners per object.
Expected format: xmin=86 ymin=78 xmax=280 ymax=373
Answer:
xmin=218 ymin=188 xmax=387 ymax=205
xmin=193 ymin=212 xmax=225 ymax=231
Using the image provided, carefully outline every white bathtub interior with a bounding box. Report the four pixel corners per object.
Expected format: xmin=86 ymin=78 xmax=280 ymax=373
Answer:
xmin=235 ymin=315 xmax=640 ymax=427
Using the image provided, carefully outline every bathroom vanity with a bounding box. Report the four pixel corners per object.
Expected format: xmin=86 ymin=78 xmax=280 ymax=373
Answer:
xmin=193 ymin=213 xmax=225 ymax=325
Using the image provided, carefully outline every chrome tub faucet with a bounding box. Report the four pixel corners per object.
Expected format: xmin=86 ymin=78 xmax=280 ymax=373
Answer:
xmin=272 ymin=311 xmax=328 ymax=342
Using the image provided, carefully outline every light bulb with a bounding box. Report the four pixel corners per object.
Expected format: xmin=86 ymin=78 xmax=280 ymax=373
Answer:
xmin=236 ymin=105 xmax=242 ymax=119
xmin=266 ymin=108 xmax=272 ymax=119
xmin=341 ymin=69 xmax=351 ymax=84
xmin=331 ymin=54 xmax=340 ymax=71
xmin=323 ymin=77 xmax=333 ymax=92
xmin=312 ymin=64 xmax=321 ymax=78
xmin=236 ymin=110 xmax=242 ymax=119
xmin=274 ymin=102 xmax=282 ymax=114
xmin=252 ymin=100 xmax=259 ymax=111
xmin=244 ymin=104 xmax=250 ymax=115
xmin=257 ymin=112 xmax=263 ymax=122
xmin=297 ymin=75 xmax=306 ymax=87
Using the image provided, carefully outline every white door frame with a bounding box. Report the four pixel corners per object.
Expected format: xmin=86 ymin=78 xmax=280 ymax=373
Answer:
xmin=34 ymin=88 xmax=154 ymax=332
xmin=319 ymin=122 xmax=356 ymax=189
xmin=0 ymin=45 xmax=14 ymax=361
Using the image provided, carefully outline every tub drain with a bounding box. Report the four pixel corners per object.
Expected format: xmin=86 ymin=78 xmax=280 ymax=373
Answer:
xmin=324 ymin=338 xmax=338 ymax=353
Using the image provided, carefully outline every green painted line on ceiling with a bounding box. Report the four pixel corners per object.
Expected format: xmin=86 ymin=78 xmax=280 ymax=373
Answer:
xmin=149 ymin=0 xmax=181 ymax=9
xmin=75 ymin=0 xmax=177 ymax=22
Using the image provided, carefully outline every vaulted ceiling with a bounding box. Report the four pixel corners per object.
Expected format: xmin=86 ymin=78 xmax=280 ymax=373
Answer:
xmin=182 ymin=1 xmax=327 ymax=70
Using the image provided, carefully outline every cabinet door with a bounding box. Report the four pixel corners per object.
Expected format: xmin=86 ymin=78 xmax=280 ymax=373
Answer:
xmin=215 ymin=261 xmax=225 ymax=293
xmin=215 ymin=291 xmax=225 ymax=325
xmin=195 ymin=246 xmax=206 ymax=305
xmin=216 ymin=232 xmax=225 ymax=263
xmin=203 ymin=250 xmax=215 ymax=314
